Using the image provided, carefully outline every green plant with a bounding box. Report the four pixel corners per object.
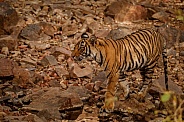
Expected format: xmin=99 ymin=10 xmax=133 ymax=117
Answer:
xmin=176 ymin=9 xmax=184 ymax=22
xmin=155 ymin=91 xmax=184 ymax=122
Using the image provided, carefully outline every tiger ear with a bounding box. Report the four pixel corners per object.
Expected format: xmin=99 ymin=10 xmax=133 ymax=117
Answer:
xmin=81 ymin=33 xmax=89 ymax=39
xmin=90 ymin=35 xmax=98 ymax=46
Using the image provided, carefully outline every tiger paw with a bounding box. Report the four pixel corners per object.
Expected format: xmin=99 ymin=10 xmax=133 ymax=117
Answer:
xmin=100 ymin=105 xmax=114 ymax=113
xmin=99 ymin=105 xmax=113 ymax=118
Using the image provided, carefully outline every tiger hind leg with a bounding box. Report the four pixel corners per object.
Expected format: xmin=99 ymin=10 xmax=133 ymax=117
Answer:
xmin=136 ymin=68 xmax=154 ymax=101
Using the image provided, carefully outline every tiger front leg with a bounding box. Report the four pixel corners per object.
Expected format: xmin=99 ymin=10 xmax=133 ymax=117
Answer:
xmin=118 ymin=72 xmax=130 ymax=100
xmin=101 ymin=72 xmax=119 ymax=113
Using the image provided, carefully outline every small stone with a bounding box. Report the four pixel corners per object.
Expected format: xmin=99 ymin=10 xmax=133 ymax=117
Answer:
xmin=57 ymin=54 xmax=65 ymax=62
xmin=167 ymin=48 xmax=176 ymax=56
xmin=84 ymin=107 xmax=93 ymax=113
xmin=180 ymin=51 xmax=184 ymax=56
xmin=94 ymin=81 xmax=103 ymax=92
xmin=104 ymin=16 xmax=114 ymax=25
xmin=60 ymin=80 xmax=68 ymax=89
xmin=10 ymin=51 xmax=21 ymax=57
xmin=85 ymin=83 xmax=94 ymax=91
xmin=1 ymin=47 xmax=9 ymax=55
xmin=40 ymin=55 xmax=58 ymax=66
xmin=0 ymin=112 xmax=7 ymax=118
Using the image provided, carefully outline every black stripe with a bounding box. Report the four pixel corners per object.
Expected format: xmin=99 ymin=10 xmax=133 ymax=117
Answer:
xmin=104 ymin=59 xmax=110 ymax=71
xmin=99 ymin=51 xmax=103 ymax=66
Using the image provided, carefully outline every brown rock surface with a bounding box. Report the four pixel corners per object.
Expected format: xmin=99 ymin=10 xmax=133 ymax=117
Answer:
xmin=0 ymin=2 xmax=19 ymax=35
xmin=22 ymin=86 xmax=89 ymax=120
xmin=0 ymin=58 xmax=14 ymax=77
xmin=0 ymin=35 xmax=17 ymax=50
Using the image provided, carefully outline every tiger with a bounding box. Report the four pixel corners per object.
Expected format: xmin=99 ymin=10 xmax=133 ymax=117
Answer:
xmin=71 ymin=28 xmax=168 ymax=112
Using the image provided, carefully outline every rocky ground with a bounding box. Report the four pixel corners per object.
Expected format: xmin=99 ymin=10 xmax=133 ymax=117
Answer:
xmin=0 ymin=0 xmax=184 ymax=122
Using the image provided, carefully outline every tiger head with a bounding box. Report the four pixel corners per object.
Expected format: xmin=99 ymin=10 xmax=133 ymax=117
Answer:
xmin=71 ymin=33 xmax=104 ymax=62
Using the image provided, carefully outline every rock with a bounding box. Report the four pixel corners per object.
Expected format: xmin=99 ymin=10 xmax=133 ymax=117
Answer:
xmin=68 ymin=86 xmax=90 ymax=101
xmin=0 ymin=58 xmax=35 ymax=87
xmin=0 ymin=111 xmax=7 ymax=120
xmin=55 ymin=65 xmax=69 ymax=78
xmin=22 ymin=114 xmax=45 ymax=122
xmin=105 ymin=1 xmax=147 ymax=22
xmin=104 ymin=16 xmax=114 ymax=25
xmin=114 ymin=98 xmax=155 ymax=116
xmin=50 ymin=46 xmax=72 ymax=57
xmin=39 ymin=22 xmax=56 ymax=37
xmin=62 ymin=23 xmax=78 ymax=36
xmin=150 ymin=74 xmax=183 ymax=94
xmin=20 ymin=23 xmax=42 ymax=41
xmin=158 ymin=25 xmax=184 ymax=49
xmin=20 ymin=57 xmax=37 ymax=66
xmin=40 ymin=55 xmax=58 ymax=66
xmin=180 ymin=51 xmax=184 ymax=56
xmin=60 ymin=80 xmax=68 ymax=89
xmin=148 ymin=117 xmax=164 ymax=122
xmin=0 ymin=58 xmax=14 ymax=77
xmin=115 ymin=5 xmax=147 ymax=22
xmin=106 ymin=27 xmax=133 ymax=40
xmin=93 ymin=81 xmax=103 ymax=92
xmin=1 ymin=47 xmax=9 ymax=55
xmin=94 ymin=28 xmax=110 ymax=38
xmin=105 ymin=1 xmax=130 ymax=18
xmin=85 ymin=83 xmax=94 ymax=91
xmin=12 ymin=65 xmax=35 ymax=87
xmin=71 ymin=63 xmax=93 ymax=78
xmin=92 ymin=71 xmax=107 ymax=83
xmin=22 ymin=87 xmax=85 ymax=120
xmin=0 ymin=35 xmax=17 ymax=51
xmin=88 ymin=21 xmax=101 ymax=34
xmin=29 ymin=41 xmax=50 ymax=50
xmin=39 ymin=33 xmax=51 ymax=42
xmin=152 ymin=11 xmax=169 ymax=22
xmin=0 ymin=2 xmax=19 ymax=35
xmin=10 ymin=51 xmax=21 ymax=58
xmin=3 ymin=115 xmax=25 ymax=122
